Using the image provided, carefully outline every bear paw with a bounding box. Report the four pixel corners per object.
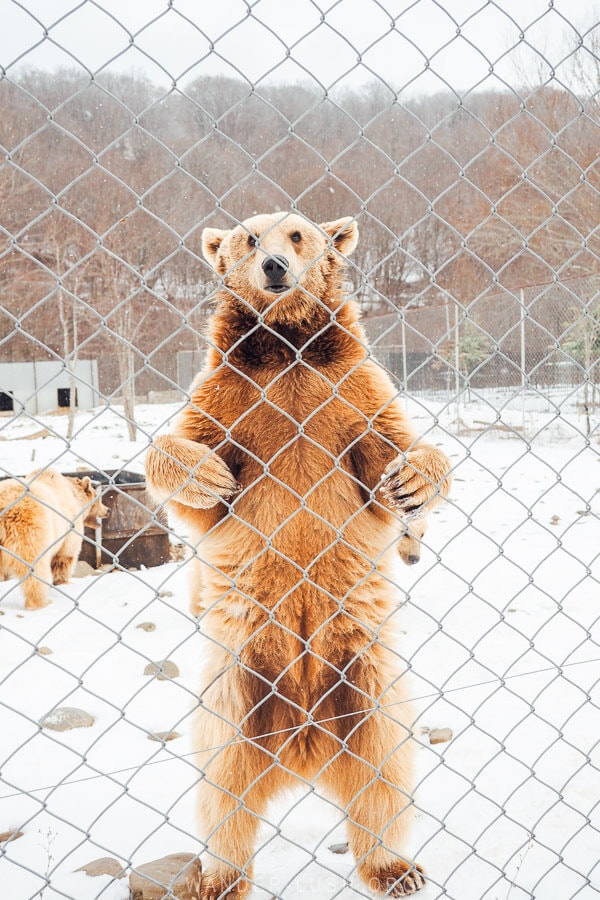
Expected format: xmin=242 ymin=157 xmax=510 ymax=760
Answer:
xmin=200 ymin=869 xmax=249 ymax=899
xmin=368 ymin=861 xmax=426 ymax=896
xmin=24 ymin=595 xmax=52 ymax=611
xmin=146 ymin=436 xmax=240 ymax=509
xmin=178 ymin=454 xmax=240 ymax=509
xmin=380 ymin=447 xmax=448 ymax=515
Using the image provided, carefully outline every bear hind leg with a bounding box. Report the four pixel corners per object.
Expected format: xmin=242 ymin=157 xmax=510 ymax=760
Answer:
xmin=10 ymin=555 xmax=52 ymax=610
xmin=197 ymin=739 xmax=294 ymax=899
xmin=321 ymin=715 xmax=425 ymax=896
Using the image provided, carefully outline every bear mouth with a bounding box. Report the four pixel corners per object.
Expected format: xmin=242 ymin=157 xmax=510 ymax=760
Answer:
xmin=264 ymin=283 xmax=291 ymax=294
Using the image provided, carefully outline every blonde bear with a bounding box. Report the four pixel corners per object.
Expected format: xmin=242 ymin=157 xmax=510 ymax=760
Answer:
xmin=0 ymin=469 xmax=107 ymax=609
xmin=145 ymin=212 xmax=451 ymax=897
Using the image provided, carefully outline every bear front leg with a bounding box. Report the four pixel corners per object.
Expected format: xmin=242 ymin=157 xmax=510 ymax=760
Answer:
xmin=380 ymin=444 xmax=451 ymax=515
xmin=145 ymin=435 xmax=239 ymax=509
xmin=51 ymin=555 xmax=75 ymax=585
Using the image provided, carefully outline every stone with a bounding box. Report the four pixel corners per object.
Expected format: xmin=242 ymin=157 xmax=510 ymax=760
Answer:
xmin=41 ymin=707 xmax=95 ymax=731
xmin=0 ymin=830 xmax=23 ymax=843
xmin=74 ymin=560 xmax=97 ymax=578
xmin=328 ymin=841 xmax=349 ymax=854
xmin=76 ymin=857 xmax=127 ymax=879
xmin=429 ymin=727 xmax=453 ymax=745
xmin=143 ymin=660 xmax=180 ymax=680
xmin=136 ymin=622 xmax=156 ymax=632
xmin=170 ymin=543 xmax=187 ymax=562
xmin=148 ymin=731 xmax=181 ymax=743
xmin=129 ymin=852 xmax=201 ymax=899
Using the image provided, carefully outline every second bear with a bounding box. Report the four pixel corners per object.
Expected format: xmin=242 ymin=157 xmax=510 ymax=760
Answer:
xmin=0 ymin=469 xmax=108 ymax=609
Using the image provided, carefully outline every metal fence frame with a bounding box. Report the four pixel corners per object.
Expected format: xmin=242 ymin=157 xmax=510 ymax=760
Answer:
xmin=1 ymin=2 xmax=599 ymax=899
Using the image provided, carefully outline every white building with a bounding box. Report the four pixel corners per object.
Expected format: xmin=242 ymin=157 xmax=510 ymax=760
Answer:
xmin=0 ymin=359 xmax=99 ymax=415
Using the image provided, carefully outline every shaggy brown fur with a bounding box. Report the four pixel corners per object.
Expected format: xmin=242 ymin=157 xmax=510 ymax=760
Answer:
xmin=145 ymin=212 xmax=451 ymax=897
xmin=0 ymin=469 xmax=108 ymax=610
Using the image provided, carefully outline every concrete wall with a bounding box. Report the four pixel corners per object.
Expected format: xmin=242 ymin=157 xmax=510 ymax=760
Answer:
xmin=0 ymin=360 xmax=99 ymax=415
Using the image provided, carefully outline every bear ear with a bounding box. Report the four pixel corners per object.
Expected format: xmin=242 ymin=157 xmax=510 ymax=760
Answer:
xmin=319 ymin=217 xmax=359 ymax=257
xmin=202 ymin=227 xmax=230 ymax=269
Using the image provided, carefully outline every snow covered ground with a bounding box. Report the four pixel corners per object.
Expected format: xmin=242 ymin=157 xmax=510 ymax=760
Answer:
xmin=0 ymin=388 xmax=598 ymax=899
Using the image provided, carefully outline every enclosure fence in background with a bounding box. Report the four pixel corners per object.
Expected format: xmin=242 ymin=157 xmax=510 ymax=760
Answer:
xmin=0 ymin=2 xmax=599 ymax=899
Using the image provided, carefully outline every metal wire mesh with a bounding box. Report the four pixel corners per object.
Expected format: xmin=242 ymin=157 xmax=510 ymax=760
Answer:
xmin=1 ymin=2 xmax=599 ymax=898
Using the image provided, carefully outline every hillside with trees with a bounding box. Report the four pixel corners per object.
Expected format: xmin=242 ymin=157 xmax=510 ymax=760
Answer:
xmin=1 ymin=69 xmax=599 ymax=406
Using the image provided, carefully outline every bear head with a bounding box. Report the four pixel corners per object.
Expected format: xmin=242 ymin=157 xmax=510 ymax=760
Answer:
xmin=397 ymin=515 xmax=427 ymax=566
xmin=73 ymin=476 xmax=109 ymax=527
xmin=201 ymin=212 xmax=358 ymax=324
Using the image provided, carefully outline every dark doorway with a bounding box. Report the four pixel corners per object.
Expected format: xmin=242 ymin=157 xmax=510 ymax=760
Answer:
xmin=0 ymin=391 xmax=14 ymax=412
xmin=57 ymin=388 xmax=78 ymax=408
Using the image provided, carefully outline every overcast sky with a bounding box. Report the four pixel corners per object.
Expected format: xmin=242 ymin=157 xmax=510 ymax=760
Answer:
xmin=2 ymin=0 xmax=598 ymax=94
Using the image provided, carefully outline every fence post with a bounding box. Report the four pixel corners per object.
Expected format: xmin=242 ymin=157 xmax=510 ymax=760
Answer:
xmin=401 ymin=311 xmax=408 ymax=392
xmin=520 ymin=288 xmax=526 ymax=431
xmin=455 ymin=302 xmax=461 ymax=419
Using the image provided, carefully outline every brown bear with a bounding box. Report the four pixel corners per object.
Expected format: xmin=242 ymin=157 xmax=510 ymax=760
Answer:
xmin=397 ymin=515 xmax=429 ymax=567
xmin=145 ymin=212 xmax=452 ymax=897
xmin=0 ymin=469 xmax=108 ymax=610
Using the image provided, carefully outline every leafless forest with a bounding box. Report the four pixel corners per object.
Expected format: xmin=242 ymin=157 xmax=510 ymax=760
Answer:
xmin=2 ymin=69 xmax=599 ymax=405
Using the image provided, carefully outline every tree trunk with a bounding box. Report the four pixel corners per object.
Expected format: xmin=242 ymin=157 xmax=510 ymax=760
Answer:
xmin=116 ymin=306 xmax=137 ymax=442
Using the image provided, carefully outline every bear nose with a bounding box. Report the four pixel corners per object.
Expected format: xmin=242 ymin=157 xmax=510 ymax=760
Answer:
xmin=407 ymin=554 xmax=420 ymax=565
xmin=261 ymin=254 xmax=289 ymax=281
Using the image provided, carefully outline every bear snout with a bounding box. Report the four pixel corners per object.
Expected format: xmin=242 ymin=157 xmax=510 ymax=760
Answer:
xmin=398 ymin=532 xmax=425 ymax=566
xmin=261 ymin=253 xmax=290 ymax=292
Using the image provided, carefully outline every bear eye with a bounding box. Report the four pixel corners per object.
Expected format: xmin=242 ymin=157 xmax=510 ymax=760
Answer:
xmin=290 ymin=231 xmax=302 ymax=244
xmin=248 ymin=234 xmax=258 ymax=247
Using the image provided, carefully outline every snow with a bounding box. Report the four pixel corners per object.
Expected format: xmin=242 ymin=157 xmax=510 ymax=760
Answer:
xmin=0 ymin=390 xmax=598 ymax=899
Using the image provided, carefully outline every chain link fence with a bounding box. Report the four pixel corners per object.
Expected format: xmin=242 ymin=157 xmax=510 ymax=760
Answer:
xmin=1 ymin=2 xmax=599 ymax=898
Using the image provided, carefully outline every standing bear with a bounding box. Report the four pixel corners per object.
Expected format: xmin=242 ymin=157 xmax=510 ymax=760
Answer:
xmin=145 ymin=212 xmax=451 ymax=897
